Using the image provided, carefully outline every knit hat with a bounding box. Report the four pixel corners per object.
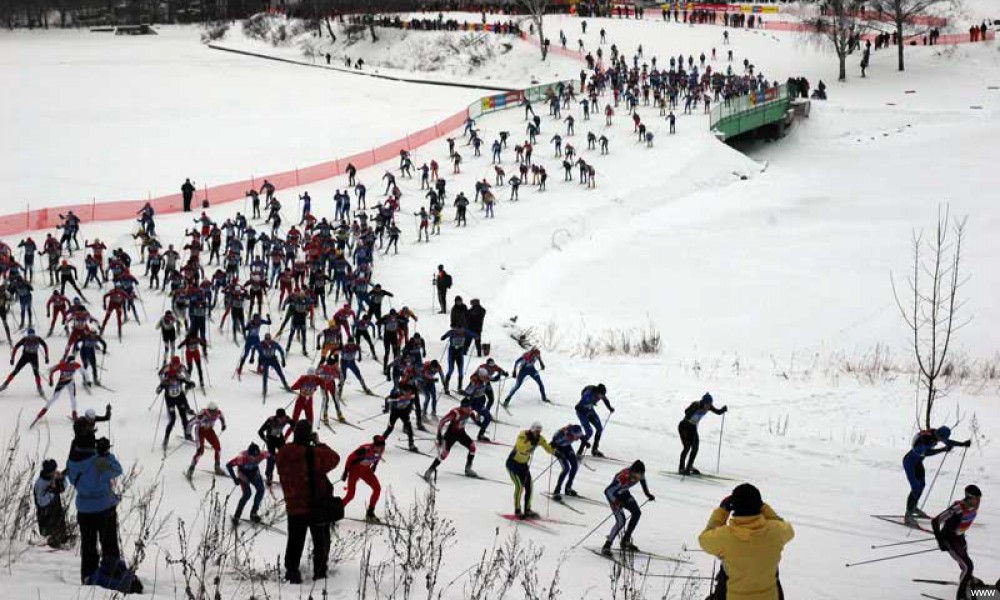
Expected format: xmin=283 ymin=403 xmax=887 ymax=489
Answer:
xmin=41 ymin=459 xmax=58 ymax=476
xmin=730 ymin=483 xmax=763 ymax=517
xmin=293 ymin=419 xmax=313 ymax=444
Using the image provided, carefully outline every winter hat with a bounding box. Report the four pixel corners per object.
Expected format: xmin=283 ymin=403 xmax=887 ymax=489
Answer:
xmin=965 ymin=484 xmax=982 ymax=498
xmin=293 ymin=419 xmax=313 ymax=444
xmin=730 ymin=483 xmax=763 ymax=517
xmin=630 ymin=460 xmax=646 ymax=474
xmin=41 ymin=459 xmax=58 ymax=476
xmin=701 ymin=393 xmax=714 ymax=405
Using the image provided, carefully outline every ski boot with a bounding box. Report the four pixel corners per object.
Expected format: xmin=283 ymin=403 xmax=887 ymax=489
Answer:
xmin=230 ymin=516 xmax=240 ymax=527
xmin=514 ymin=507 xmax=524 ymax=520
xmin=214 ymin=463 xmax=226 ymax=476
xmin=249 ymin=512 xmax=262 ymax=524
xmin=363 ymin=386 xmax=374 ymax=395
xmin=591 ymin=447 xmax=606 ymax=458
xmin=321 ymin=414 xmax=330 ymax=426
xmin=687 ymin=467 xmax=701 ymax=475
xmin=565 ymin=488 xmax=579 ymax=497
xmin=551 ymin=491 xmax=563 ymax=502
xmin=0 ymin=382 xmax=8 ymax=392
xmin=601 ymin=540 xmax=613 ymax=557
xmin=422 ymin=467 xmax=436 ymax=482
xmin=541 ymin=397 xmax=552 ymax=404
xmin=477 ymin=433 xmax=491 ymax=442
xmin=910 ymin=507 xmax=929 ymax=519
xmin=620 ymin=537 xmax=640 ymax=553
xmin=185 ymin=465 xmax=195 ymax=480
xmin=408 ymin=442 xmax=419 ymax=453
xmin=161 ymin=437 xmax=169 ymax=452
xmin=364 ymin=507 xmax=380 ymax=524
xmin=71 ymin=410 xmax=78 ymax=420
xmin=576 ymin=441 xmax=590 ymax=458
xmin=903 ymin=513 xmax=919 ymax=527
xmin=523 ymin=508 xmax=540 ymax=520
xmin=464 ymin=465 xmax=478 ymax=478
xmin=416 ymin=422 xmax=428 ymax=433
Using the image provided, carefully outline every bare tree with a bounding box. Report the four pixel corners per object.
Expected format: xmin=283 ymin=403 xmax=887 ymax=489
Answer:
xmin=806 ymin=0 xmax=869 ymax=81
xmin=869 ymin=0 xmax=952 ymax=71
xmin=892 ymin=206 xmax=970 ymax=429
xmin=519 ymin=0 xmax=549 ymax=60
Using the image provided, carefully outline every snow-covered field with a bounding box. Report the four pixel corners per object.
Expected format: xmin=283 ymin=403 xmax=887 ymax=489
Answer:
xmin=0 ymin=26 xmax=481 ymax=208
xmin=0 ymin=11 xmax=997 ymax=600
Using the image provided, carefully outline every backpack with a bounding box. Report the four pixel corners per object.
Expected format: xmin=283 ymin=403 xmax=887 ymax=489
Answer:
xmin=441 ymin=273 xmax=453 ymax=289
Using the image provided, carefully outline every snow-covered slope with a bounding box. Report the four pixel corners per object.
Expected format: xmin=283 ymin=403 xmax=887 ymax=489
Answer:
xmin=0 ymin=25 xmax=481 ymax=209
xmin=0 ymin=12 xmax=997 ymax=600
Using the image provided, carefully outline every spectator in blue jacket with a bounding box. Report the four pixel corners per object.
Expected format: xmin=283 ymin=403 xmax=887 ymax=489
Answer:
xmin=66 ymin=437 xmax=123 ymax=584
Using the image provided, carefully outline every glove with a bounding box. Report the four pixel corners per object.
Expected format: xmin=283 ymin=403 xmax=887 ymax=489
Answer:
xmin=961 ymin=440 xmax=972 ymax=448
xmin=383 ymin=406 xmax=389 ymax=413
xmin=8 ymin=359 xmax=12 ymax=366
xmin=282 ymin=361 xmax=287 ymax=368
xmin=720 ymin=495 xmax=733 ymax=512
xmin=721 ymin=406 xmax=729 ymax=413
xmin=231 ymin=477 xmax=240 ymax=486
xmin=935 ymin=534 xmax=949 ymax=552
xmin=609 ymin=406 xmax=616 ymax=413
xmin=222 ymin=425 xmax=227 ymax=431
xmin=436 ymin=434 xmax=443 ymax=445
xmin=646 ymin=494 xmax=655 ymax=502
xmin=340 ymin=471 xmax=348 ymax=482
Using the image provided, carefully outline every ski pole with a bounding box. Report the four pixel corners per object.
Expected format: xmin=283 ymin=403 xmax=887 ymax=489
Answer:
xmin=870 ymin=537 xmax=934 ymax=550
xmin=150 ymin=397 xmax=164 ymax=452
xmin=716 ymin=412 xmax=726 ymax=474
xmin=147 ymin=389 xmax=163 ymax=411
xmin=919 ymin=452 xmax=949 ymax=513
xmin=570 ymin=499 xmax=649 ymax=550
xmin=844 ymin=548 xmax=937 ymax=567
xmin=946 ymin=446 xmax=968 ymax=504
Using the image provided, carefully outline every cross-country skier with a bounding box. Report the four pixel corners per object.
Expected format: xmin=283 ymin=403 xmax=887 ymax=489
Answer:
xmin=341 ymin=435 xmax=386 ymax=522
xmin=257 ymin=333 xmax=291 ymax=397
xmin=178 ymin=330 xmax=208 ymax=388
xmin=157 ymin=357 xmax=195 ymax=450
xmin=423 ymin=402 xmax=480 ymax=482
xmin=506 ymin=421 xmax=554 ymax=519
xmin=440 ymin=325 xmax=478 ymax=394
xmin=904 ymin=426 xmax=970 ymax=525
xmin=287 ymin=368 xmax=324 ymax=433
xmin=257 ymin=408 xmax=292 ymax=486
xmin=226 ymin=443 xmax=268 ymax=525
xmin=575 ymin=383 xmax=614 ymax=457
xmin=73 ymin=328 xmax=107 ymax=387
xmin=236 ymin=313 xmax=271 ymax=375
xmin=185 ymin=401 xmax=227 ymax=479
xmin=0 ymin=328 xmax=49 ymax=395
xmin=503 ymin=347 xmax=548 ymax=405
xmin=31 ymin=354 xmax=84 ymax=426
xmin=155 ymin=310 xmax=179 ymax=359
xmin=601 ymin=460 xmax=655 ymax=555
xmin=339 ymin=339 xmax=373 ymax=395
xmin=678 ymin=393 xmax=727 ymax=475
xmin=932 ymin=484 xmax=984 ymax=600
xmin=382 ymin=384 xmax=419 ymax=452
xmin=550 ymin=424 xmax=585 ymax=500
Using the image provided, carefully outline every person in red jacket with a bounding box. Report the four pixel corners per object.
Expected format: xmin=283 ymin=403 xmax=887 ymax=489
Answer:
xmin=45 ymin=290 xmax=70 ymax=337
xmin=286 ymin=368 xmax=324 ymax=437
xmin=276 ymin=420 xmax=340 ymax=584
xmin=341 ymin=435 xmax=385 ymax=522
xmin=30 ymin=354 xmax=84 ymax=427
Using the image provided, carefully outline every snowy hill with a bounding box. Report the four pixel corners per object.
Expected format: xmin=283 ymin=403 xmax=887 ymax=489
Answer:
xmin=0 ymin=11 xmax=997 ymax=600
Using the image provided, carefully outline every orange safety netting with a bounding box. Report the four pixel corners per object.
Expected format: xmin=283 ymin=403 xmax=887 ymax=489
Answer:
xmin=1 ymin=107 xmax=472 ymax=237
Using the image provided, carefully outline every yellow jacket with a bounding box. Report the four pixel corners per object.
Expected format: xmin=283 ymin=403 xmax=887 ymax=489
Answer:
xmin=698 ymin=504 xmax=794 ymax=600
xmin=509 ymin=431 xmax=553 ymax=464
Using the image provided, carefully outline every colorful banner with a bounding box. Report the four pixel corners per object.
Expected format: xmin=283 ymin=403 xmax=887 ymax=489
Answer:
xmin=660 ymin=3 xmax=779 ymax=13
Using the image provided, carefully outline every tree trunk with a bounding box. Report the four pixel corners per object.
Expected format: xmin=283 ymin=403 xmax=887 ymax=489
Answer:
xmin=896 ymin=17 xmax=905 ymax=71
xmin=324 ymin=17 xmax=336 ymax=41
xmin=535 ymin=15 xmax=545 ymax=60
xmin=838 ymin=52 xmax=847 ymax=81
